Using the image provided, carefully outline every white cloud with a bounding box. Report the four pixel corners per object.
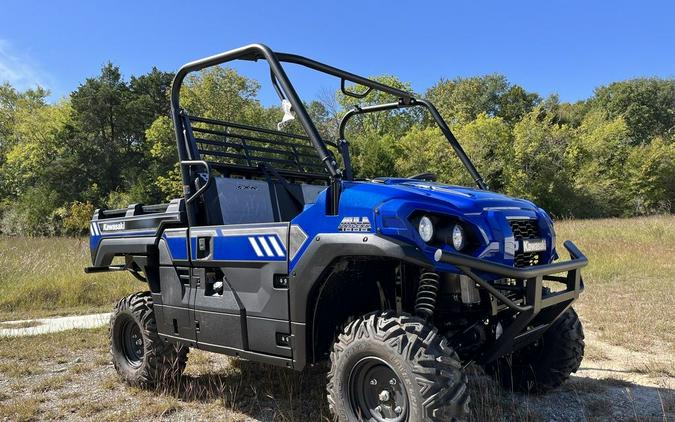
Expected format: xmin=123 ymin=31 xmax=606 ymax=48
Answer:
xmin=0 ymin=39 xmax=51 ymax=93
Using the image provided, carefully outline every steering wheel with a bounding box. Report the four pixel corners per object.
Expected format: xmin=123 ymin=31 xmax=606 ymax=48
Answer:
xmin=407 ymin=172 xmax=438 ymax=182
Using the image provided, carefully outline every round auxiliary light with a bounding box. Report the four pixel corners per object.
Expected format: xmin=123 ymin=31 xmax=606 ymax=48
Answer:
xmin=452 ymin=224 xmax=465 ymax=250
xmin=418 ymin=215 xmax=434 ymax=243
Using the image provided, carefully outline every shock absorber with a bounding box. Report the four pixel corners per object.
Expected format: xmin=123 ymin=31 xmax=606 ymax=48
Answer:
xmin=415 ymin=271 xmax=440 ymax=319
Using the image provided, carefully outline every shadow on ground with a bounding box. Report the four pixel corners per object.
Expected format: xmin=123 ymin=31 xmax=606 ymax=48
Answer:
xmin=158 ymin=359 xmax=674 ymax=421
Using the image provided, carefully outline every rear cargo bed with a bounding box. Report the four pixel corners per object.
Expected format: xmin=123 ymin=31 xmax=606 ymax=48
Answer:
xmin=89 ymin=198 xmax=186 ymax=267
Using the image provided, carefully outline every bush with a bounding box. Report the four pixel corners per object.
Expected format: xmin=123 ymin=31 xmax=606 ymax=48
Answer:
xmin=63 ymin=201 xmax=95 ymax=235
xmin=0 ymin=186 xmax=62 ymax=236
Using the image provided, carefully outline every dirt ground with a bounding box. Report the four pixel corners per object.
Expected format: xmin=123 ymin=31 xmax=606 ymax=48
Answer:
xmin=0 ymin=326 xmax=672 ymax=422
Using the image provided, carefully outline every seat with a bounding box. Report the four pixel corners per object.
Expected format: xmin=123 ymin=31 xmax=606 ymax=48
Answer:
xmin=200 ymin=177 xmax=327 ymax=225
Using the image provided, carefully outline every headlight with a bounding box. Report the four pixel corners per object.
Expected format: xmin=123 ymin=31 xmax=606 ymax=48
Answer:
xmin=452 ymin=224 xmax=465 ymax=250
xmin=418 ymin=215 xmax=434 ymax=243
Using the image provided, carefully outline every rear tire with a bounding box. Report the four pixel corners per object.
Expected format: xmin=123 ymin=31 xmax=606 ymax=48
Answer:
xmin=109 ymin=292 xmax=188 ymax=387
xmin=327 ymin=311 xmax=470 ymax=421
xmin=487 ymin=307 xmax=584 ymax=393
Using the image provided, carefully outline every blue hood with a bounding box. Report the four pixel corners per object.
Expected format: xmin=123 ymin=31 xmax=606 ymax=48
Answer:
xmin=365 ymin=178 xmax=537 ymax=212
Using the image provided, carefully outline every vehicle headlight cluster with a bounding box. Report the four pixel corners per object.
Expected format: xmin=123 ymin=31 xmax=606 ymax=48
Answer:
xmin=416 ymin=214 xmax=467 ymax=251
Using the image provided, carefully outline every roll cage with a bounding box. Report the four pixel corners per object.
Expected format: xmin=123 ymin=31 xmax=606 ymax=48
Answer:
xmin=170 ymin=43 xmax=486 ymax=221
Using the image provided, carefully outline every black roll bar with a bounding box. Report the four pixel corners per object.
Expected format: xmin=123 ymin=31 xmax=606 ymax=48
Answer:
xmin=338 ymin=100 xmax=488 ymax=190
xmin=170 ymin=43 xmax=487 ymax=220
xmin=274 ymin=52 xmax=414 ymax=102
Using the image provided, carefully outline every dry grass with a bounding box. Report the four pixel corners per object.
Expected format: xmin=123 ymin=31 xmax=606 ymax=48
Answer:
xmin=0 ymin=397 xmax=43 ymax=422
xmin=0 ymin=236 xmax=137 ymax=320
xmin=0 ymin=216 xmax=673 ymax=420
xmin=0 ymin=326 xmax=672 ymax=421
xmin=556 ymin=215 xmax=675 ymax=353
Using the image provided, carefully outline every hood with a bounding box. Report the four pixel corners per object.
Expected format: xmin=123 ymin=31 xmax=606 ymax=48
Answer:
xmin=365 ymin=178 xmax=536 ymax=212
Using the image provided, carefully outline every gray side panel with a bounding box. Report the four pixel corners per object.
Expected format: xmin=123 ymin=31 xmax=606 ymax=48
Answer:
xmin=222 ymin=261 xmax=289 ymax=320
xmin=154 ymin=266 xmax=195 ymax=341
xmin=159 ymin=266 xmax=190 ymax=307
xmin=93 ymin=236 xmax=156 ymax=267
xmin=215 ymin=178 xmax=275 ymax=224
xmin=155 ymin=304 xmax=195 ymax=342
xmin=247 ymin=316 xmax=291 ymax=358
xmin=194 ymin=310 xmax=244 ymax=350
xmin=300 ymin=184 xmax=327 ymax=204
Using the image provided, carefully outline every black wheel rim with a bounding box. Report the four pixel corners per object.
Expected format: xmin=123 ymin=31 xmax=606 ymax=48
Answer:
xmin=348 ymin=356 xmax=408 ymax=422
xmin=121 ymin=318 xmax=144 ymax=367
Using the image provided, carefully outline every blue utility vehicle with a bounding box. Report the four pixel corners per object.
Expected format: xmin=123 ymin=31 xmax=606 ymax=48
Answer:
xmin=87 ymin=44 xmax=587 ymax=421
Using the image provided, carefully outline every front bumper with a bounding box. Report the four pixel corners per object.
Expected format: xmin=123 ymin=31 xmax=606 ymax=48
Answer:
xmin=435 ymin=240 xmax=587 ymax=363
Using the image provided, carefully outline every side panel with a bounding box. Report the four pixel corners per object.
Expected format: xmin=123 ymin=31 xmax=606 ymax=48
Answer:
xmin=153 ymin=234 xmax=197 ymax=343
xmin=190 ymin=224 xmax=292 ymax=358
xmin=192 ymin=268 xmax=245 ymax=350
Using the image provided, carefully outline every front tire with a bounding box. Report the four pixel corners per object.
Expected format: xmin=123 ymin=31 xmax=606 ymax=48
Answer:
xmin=487 ymin=307 xmax=585 ymax=393
xmin=109 ymin=292 xmax=188 ymax=387
xmin=327 ymin=311 xmax=470 ymax=422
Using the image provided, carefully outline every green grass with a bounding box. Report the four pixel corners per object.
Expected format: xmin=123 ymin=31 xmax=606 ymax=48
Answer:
xmin=556 ymin=215 xmax=675 ymax=352
xmin=0 ymin=237 xmax=137 ymax=320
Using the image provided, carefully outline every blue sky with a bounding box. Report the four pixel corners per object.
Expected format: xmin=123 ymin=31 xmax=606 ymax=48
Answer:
xmin=1 ymin=0 xmax=673 ymax=104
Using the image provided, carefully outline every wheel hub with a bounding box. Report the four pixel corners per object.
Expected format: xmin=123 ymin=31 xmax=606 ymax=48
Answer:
xmin=121 ymin=319 xmax=144 ymax=367
xmin=349 ymin=357 xmax=408 ymax=422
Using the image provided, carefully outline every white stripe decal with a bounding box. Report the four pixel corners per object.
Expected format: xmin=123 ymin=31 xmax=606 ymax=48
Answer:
xmin=90 ymin=224 xmax=95 ymax=236
xmin=257 ymin=236 xmax=274 ymax=257
xmin=248 ymin=237 xmax=264 ymax=257
xmin=267 ymin=236 xmax=285 ymax=257
xmin=93 ymin=223 xmax=100 ymax=235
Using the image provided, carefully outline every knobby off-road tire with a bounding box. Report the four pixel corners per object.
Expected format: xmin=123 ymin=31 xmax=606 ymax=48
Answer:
xmin=327 ymin=311 xmax=470 ymax=422
xmin=109 ymin=292 xmax=188 ymax=387
xmin=488 ymin=307 xmax=584 ymax=393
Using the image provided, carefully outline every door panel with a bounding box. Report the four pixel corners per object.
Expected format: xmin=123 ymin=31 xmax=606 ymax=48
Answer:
xmin=189 ymin=223 xmax=291 ymax=357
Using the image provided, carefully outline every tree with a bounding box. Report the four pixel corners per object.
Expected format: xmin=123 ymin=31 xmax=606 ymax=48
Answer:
xmin=505 ymin=107 xmax=577 ymax=216
xmin=426 ymin=74 xmax=540 ymax=125
xmin=625 ymin=138 xmax=675 ymax=214
xmin=571 ymin=111 xmax=631 ymax=217
xmin=453 ymin=113 xmax=512 ymax=190
xmin=592 ymin=78 xmax=675 ymax=144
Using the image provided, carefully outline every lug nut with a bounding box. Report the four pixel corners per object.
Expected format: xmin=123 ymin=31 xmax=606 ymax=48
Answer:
xmin=389 ymin=378 xmax=397 ymax=385
xmin=370 ymin=379 xmax=377 ymax=385
xmin=395 ymin=406 xmax=402 ymax=414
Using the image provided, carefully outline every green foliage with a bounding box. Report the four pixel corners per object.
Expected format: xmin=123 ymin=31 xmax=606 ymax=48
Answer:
xmin=396 ymin=126 xmax=458 ymax=181
xmin=591 ymin=78 xmax=675 ymax=144
xmin=0 ymin=64 xmax=672 ymax=235
xmin=506 ymin=108 xmax=578 ymax=216
xmin=0 ymin=185 xmax=62 ymax=236
xmin=453 ymin=114 xmax=512 ymax=190
xmin=63 ymin=202 xmax=96 ymax=235
xmin=571 ymin=112 xmax=631 ymax=217
xmin=426 ymin=74 xmax=540 ymax=125
xmin=625 ymin=138 xmax=675 ymax=214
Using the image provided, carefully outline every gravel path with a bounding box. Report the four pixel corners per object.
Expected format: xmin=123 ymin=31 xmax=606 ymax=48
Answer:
xmin=0 ymin=313 xmax=111 ymax=337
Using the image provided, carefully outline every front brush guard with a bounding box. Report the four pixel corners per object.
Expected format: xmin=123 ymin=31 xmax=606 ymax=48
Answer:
xmin=434 ymin=240 xmax=587 ymax=363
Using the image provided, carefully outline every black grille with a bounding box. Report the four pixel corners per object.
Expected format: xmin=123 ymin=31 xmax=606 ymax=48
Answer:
xmin=509 ymin=219 xmax=541 ymax=267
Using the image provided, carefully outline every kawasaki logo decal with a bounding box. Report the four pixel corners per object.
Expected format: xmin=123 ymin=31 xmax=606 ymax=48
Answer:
xmin=102 ymin=222 xmax=125 ymax=231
